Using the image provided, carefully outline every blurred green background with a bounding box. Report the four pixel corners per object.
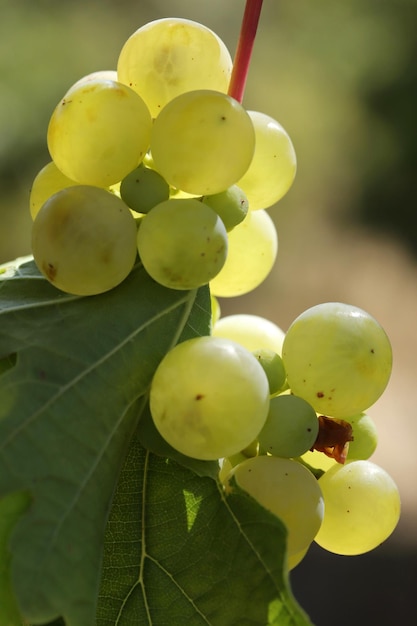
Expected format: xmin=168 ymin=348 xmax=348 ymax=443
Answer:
xmin=1 ymin=1 xmax=416 ymax=624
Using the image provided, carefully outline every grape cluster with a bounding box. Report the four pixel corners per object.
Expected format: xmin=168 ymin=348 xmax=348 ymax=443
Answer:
xmin=30 ymin=18 xmax=400 ymax=567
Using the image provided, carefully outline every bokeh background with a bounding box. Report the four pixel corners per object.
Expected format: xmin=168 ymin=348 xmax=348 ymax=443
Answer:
xmin=1 ymin=0 xmax=416 ymax=624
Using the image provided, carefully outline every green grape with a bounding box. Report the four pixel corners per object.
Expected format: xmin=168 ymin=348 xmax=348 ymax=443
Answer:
xmin=120 ymin=163 xmax=170 ymax=214
xmin=137 ymin=198 xmax=228 ymax=290
xmin=117 ymin=18 xmax=232 ymax=118
xmin=258 ymin=394 xmax=319 ymax=458
xmin=287 ymin=545 xmax=310 ymax=571
xmin=201 ymin=185 xmax=249 ymax=231
xmin=315 ymin=460 xmax=401 ymax=555
xmin=47 ymin=78 xmax=152 ymax=187
xmin=150 ymin=89 xmax=255 ymax=195
xmin=212 ymin=313 xmax=285 ymax=355
xmin=282 ymin=302 xmax=393 ymax=419
xmin=65 ymin=70 xmax=118 ymax=92
xmin=237 ymin=111 xmax=297 ymax=210
xmin=344 ymin=412 xmax=378 ymax=461
xmin=149 ymin=336 xmax=270 ymax=460
xmin=252 ymin=349 xmax=287 ymax=395
xmin=209 ymin=209 xmax=278 ymax=297
xmin=29 ymin=161 xmax=82 ymax=220
xmin=210 ymin=295 xmax=221 ymax=326
xmin=301 ymin=449 xmax=336 ymax=473
xmin=224 ymin=455 xmax=324 ymax=557
xmin=32 ymin=186 xmax=137 ymax=295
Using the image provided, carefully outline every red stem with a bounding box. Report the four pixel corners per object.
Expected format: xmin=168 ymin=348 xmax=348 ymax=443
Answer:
xmin=228 ymin=0 xmax=264 ymax=103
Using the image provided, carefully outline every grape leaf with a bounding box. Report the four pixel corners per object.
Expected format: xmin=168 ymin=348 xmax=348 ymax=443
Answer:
xmin=97 ymin=434 xmax=313 ymax=626
xmin=0 ymin=257 xmax=211 ymax=626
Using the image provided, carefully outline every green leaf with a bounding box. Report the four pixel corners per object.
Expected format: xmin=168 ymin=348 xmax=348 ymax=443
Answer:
xmin=0 ymin=490 xmax=31 ymax=626
xmin=97 ymin=435 xmax=312 ymax=626
xmin=0 ymin=257 xmax=211 ymax=626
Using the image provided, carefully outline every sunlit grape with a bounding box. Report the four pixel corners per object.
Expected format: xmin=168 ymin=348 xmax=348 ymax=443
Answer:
xmin=150 ymin=90 xmax=255 ymax=195
xmin=150 ymin=336 xmax=270 ymax=460
xmin=47 ymin=78 xmax=152 ymax=187
xmin=137 ymin=198 xmax=228 ymax=290
xmin=117 ymin=18 xmax=232 ymax=117
xmin=225 ymin=455 xmax=324 ymax=557
xmin=209 ymin=209 xmax=278 ymax=297
xmin=237 ymin=111 xmax=297 ymax=210
xmin=282 ymin=303 xmax=393 ymax=418
xmin=213 ymin=313 xmax=285 ymax=355
xmin=29 ymin=161 xmax=82 ymax=220
xmin=32 ymin=186 xmax=137 ymax=295
xmin=344 ymin=412 xmax=378 ymax=461
xmin=315 ymin=460 xmax=401 ymax=555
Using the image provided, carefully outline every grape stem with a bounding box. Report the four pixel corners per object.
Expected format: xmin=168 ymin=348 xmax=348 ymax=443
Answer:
xmin=228 ymin=0 xmax=264 ymax=103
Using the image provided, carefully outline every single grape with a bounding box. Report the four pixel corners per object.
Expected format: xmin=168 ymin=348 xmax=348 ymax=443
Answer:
xmin=210 ymin=295 xmax=221 ymax=326
xmin=212 ymin=313 xmax=285 ymax=355
xmin=120 ymin=163 xmax=170 ymax=214
xmin=149 ymin=336 xmax=270 ymax=460
xmin=47 ymin=78 xmax=152 ymax=187
xmin=137 ymin=198 xmax=228 ymax=290
xmin=252 ymin=349 xmax=287 ymax=395
xmin=237 ymin=111 xmax=297 ymax=210
xmin=29 ymin=161 xmax=82 ymax=220
xmin=31 ymin=186 xmax=137 ymax=295
xmin=65 ymin=70 xmax=118 ymax=93
xmin=209 ymin=209 xmax=278 ymax=297
xmin=344 ymin=412 xmax=378 ymax=461
xmin=224 ymin=455 xmax=324 ymax=557
xmin=117 ymin=18 xmax=232 ymax=117
xmin=282 ymin=302 xmax=393 ymax=418
xmin=150 ymin=89 xmax=255 ymax=195
xmin=315 ymin=460 xmax=401 ymax=555
xmin=258 ymin=394 xmax=319 ymax=458
xmin=201 ymin=185 xmax=249 ymax=231
xmin=301 ymin=449 xmax=336 ymax=473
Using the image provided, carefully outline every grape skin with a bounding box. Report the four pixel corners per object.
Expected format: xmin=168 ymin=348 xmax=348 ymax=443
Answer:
xmin=32 ymin=186 xmax=137 ymax=295
xmin=47 ymin=78 xmax=152 ymax=187
xmin=150 ymin=90 xmax=255 ymax=195
xmin=120 ymin=163 xmax=170 ymax=214
xmin=237 ymin=111 xmax=297 ymax=210
xmin=149 ymin=337 xmax=270 ymax=461
xmin=29 ymin=161 xmax=82 ymax=220
xmin=209 ymin=209 xmax=278 ymax=297
xmin=282 ymin=302 xmax=393 ymax=418
xmin=225 ymin=455 xmax=324 ymax=557
xmin=137 ymin=198 xmax=228 ymax=290
xmin=117 ymin=18 xmax=232 ymax=118
xmin=258 ymin=394 xmax=319 ymax=458
xmin=315 ymin=460 xmax=401 ymax=555
xmin=212 ymin=313 xmax=285 ymax=355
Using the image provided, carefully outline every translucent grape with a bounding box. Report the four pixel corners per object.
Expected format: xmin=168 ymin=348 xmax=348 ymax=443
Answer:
xmin=237 ymin=111 xmax=297 ymax=210
xmin=282 ymin=303 xmax=393 ymax=418
xmin=149 ymin=336 xmax=270 ymax=460
xmin=120 ymin=163 xmax=170 ymax=214
xmin=29 ymin=161 xmax=82 ymax=220
xmin=47 ymin=78 xmax=152 ymax=187
xmin=212 ymin=314 xmax=285 ymax=355
xmin=225 ymin=455 xmax=324 ymax=557
xmin=258 ymin=394 xmax=319 ymax=458
xmin=209 ymin=209 xmax=278 ymax=297
xmin=32 ymin=186 xmax=137 ymax=295
xmin=315 ymin=460 xmax=401 ymax=555
xmin=201 ymin=185 xmax=249 ymax=231
xmin=117 ymin=18 xmax=232 ymax=118
xmin=150 ymin=90 xmax=255 ymax=195
xmin=301 ymin=449 xmax=336 ymax=473
xmin=137 ymin=198 xmax=228 ymax=290
xmin=65 ymin=70 xmax=118 ymax=93
xmin=251 ymin=349 xmax=287 ymax=395
xmin=344 ymin=412 xmax=378 ymax=461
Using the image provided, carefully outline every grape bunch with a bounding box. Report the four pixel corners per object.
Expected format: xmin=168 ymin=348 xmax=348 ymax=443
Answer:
xmin=29 ymin=17 xmax=400 ymax=568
